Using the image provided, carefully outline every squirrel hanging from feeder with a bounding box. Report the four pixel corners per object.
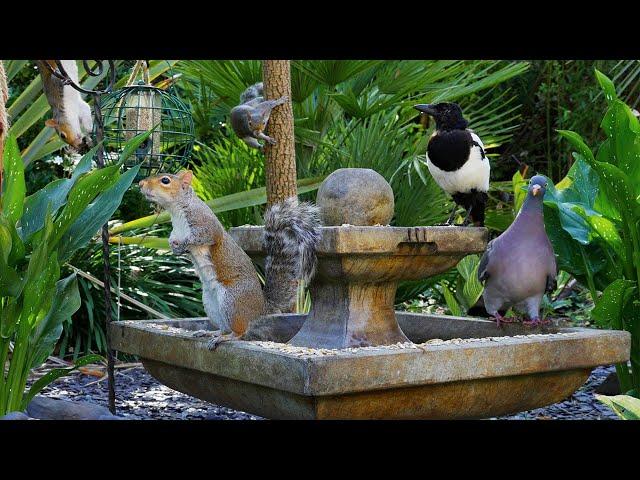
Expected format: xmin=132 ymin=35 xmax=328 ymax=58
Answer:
xmin=230 ymin=82 xmax=288 ymax=149
xmin=139 ymin=170 xmax=322 ymax=349
xmin=36 ymin=60 xmax=93 ymax=152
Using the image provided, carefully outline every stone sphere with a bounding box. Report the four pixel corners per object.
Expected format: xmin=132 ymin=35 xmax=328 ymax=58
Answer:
xmin=317 ymin=168 xmax=395 ymax=226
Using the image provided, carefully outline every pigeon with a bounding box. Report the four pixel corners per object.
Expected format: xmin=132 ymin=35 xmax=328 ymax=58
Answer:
xmin=477 ymin=175 xmax=557 ymax=327
xmin=414 ymin=102 xmax=490 ymax=226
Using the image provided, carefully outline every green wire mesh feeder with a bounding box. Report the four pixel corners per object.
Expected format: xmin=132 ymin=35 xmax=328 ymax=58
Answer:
xmin=98 ymin=65 xmax=195 ymax=179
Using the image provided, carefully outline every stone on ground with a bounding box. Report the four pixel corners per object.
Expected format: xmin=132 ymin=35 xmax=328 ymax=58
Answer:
xmin=26 ymin=396 xmax=122 ymax=420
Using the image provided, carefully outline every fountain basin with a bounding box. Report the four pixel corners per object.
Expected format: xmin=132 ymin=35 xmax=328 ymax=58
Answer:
xmin=229 ymin=225 xmax=488 ymax=348
xmin=110 ymin=313 xmax=630 ymax=419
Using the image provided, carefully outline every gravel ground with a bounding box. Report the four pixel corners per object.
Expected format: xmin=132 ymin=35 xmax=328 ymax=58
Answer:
xmin=36 ymin=363 xmax=618 ymax=420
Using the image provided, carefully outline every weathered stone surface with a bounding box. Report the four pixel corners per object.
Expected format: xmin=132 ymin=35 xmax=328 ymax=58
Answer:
xmin=26 ymin=396 xmax=122 ymax=420
xmin=0 ymin=411 xmax=32 ymax=420
xmin=110 ymin=315 xmax=631 ymax=419
xmin=317 ymin=168 xmax=395 ymax=226
xmin=231 ymin=225 xmax=487 ymax=348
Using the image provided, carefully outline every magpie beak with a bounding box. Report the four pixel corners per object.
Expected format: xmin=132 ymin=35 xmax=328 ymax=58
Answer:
xmin=414 ymin=104 xmax=437 ymax=116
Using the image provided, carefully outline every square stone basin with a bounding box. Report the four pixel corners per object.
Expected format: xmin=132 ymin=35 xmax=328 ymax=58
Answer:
xmin=110 ymin=313 xmax=630 ymax=419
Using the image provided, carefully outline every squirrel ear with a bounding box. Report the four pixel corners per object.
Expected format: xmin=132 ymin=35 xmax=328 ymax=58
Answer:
xmin=45 ymin=119 xmax=58 ymax=128
xmin=180 ymin=170 xmax=193 ymax=187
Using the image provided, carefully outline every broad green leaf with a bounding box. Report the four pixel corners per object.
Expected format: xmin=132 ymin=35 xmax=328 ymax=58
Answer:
xmin=49 ymin=164 xmax=120 ymax=247
xmin=544 ymin=156 xmax=601 ymax=246
xmin=595 ymin=394 xmax=640 ymax=420
xmin=59 ymin=164 xmax=141 ymax=262
xmin=0 ymin=300 xmax=21 ymax=338
xmin=543 ymin=204 xmax=607 ymax=282
xmin=117 ymin=130 xmax=155 ymax=166
xmin=595 ymin=69 xmax=619 ymax=104
xmin=512 ymin=169 xmax=527 ymax=213
xmin=558 ymin=130 xmax=639 ymax=220
xmin=0 ymin=218 xmax=11 ymax=264
xmin=582 ymin=212 xmax=626 ymax=263
xmin=599 ymin=101 xmax=640 ymax=200
xmin=441 ymin=283 xmax=463 ymax=317
xmin=1 ymin=135 xmax=26 ymax=225
xmin=591 ymin=279 xmax=636 ymax=329
xmin=22 ymin=354 xmax=103 ymax=409
xmin=484 ymin=209 xmax=514 ymax=233
xmin=458 ymin=257 xmax=484 ymax=310
xmin=28 ymin=274 xmax=82 ymax=368
xmin=20 ymin=145 xmax=97 ymax=241
xmin=0 ymin=215 xmax=24 ymax=293
xmin=21 ymin=211 xmax=59 ymax=321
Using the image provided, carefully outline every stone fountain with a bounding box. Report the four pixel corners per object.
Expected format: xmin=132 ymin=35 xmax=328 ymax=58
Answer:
xmin=110 ymin=169 xmax=630 ymax=419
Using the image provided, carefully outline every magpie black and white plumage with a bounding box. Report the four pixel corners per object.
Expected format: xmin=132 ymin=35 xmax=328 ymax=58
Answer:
xmin=414 ymin=102 xmax=490 ymax=226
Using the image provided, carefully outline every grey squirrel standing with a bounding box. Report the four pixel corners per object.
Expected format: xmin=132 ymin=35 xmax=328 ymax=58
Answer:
xmin=139 ymin=170 xmax=321 ymax=349
xmin=230 ymin=82 xmax=288 ymax=149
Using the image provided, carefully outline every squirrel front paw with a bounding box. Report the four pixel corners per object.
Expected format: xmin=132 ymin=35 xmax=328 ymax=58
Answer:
xmin=265 ymin=136 xmax=277 ymax=145
xmin=170 ymin=238 xmax=188 ymax=255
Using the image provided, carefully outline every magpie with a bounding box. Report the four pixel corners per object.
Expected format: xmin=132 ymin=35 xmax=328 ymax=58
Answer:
xmin=413 ymin=102 xmax=490 ymax=226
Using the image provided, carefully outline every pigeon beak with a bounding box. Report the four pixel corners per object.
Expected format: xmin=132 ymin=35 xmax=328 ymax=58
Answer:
xmin=531 ymin=185 xmax=542 ymax=196
xmin=414 ymin=104 xmax=437 ymax=116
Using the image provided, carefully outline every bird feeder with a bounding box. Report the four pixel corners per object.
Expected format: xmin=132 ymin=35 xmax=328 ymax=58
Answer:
xmin=98 ymin=77 xmax=194 ymax=178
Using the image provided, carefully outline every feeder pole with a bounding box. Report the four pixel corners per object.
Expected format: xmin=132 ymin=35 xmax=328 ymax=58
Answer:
xmin=262 ymin=60 xmax=297 ymax=207
xmin=93 ymin=94 xmax=117 ymax=415
xmin=44 ymin=60 xmax=117 ymax=414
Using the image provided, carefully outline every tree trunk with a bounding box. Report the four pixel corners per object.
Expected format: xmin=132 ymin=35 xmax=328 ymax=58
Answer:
xmin=0 ymin=60 xmax=8 ymax=193
xmin=262 ymin=60 xmax=297 ymax=207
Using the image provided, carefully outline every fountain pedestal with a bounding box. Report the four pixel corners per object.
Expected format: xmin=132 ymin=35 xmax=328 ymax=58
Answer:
xmin=230 ymin=225 xmax=487 ymax=348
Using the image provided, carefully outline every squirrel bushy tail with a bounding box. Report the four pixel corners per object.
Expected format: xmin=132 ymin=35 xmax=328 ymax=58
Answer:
xmin=240 ymin=82 xmax=264 ymax=104
xmin=262 ymin=198 xmax=322 ymax=313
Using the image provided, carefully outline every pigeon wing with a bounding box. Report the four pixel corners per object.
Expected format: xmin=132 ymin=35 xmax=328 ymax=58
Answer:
xmin=477 ymin=239 xmax=495 ymax=283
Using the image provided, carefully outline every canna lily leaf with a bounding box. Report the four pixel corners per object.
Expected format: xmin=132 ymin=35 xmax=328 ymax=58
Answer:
xmin=28 ymin=273 xmax=82 ymax=369
xmin=595 ymin=394 xmax=640 ymax=420
xmin=58 ymin=164 xmax=141 ymax=262
xmin=20 ymin=144 xmax=97 ymax=241
xmin=1 ymin=135 xmax=26 ymax=225
xmin=22 ymin=354 xmax=104 ymax=410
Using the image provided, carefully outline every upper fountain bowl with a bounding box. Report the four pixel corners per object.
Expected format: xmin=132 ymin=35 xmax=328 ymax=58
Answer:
xmin=230 ymin=225 xmax=488 ymax=283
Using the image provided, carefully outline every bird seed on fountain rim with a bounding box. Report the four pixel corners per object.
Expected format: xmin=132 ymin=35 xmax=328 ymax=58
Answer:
xmin=141 ymin=323 xmax=580 ymax=355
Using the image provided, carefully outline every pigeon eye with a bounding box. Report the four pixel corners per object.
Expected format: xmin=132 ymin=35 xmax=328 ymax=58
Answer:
xmin=161 ymin=177 xmax=171 ymax=185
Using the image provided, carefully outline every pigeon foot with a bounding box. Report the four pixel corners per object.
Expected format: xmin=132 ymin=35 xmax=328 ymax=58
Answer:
xmin=523 ymin=317 xmax=543 ymax=327
xmin=493 ymin=313 xmax=517 ymax=327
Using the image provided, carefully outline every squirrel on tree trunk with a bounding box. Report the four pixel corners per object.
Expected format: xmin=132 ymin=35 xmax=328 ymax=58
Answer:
xmin=139 ymin=170 xmax=321 ymax=350
xmin=230 ymin=82 xmax=288 ymax=149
